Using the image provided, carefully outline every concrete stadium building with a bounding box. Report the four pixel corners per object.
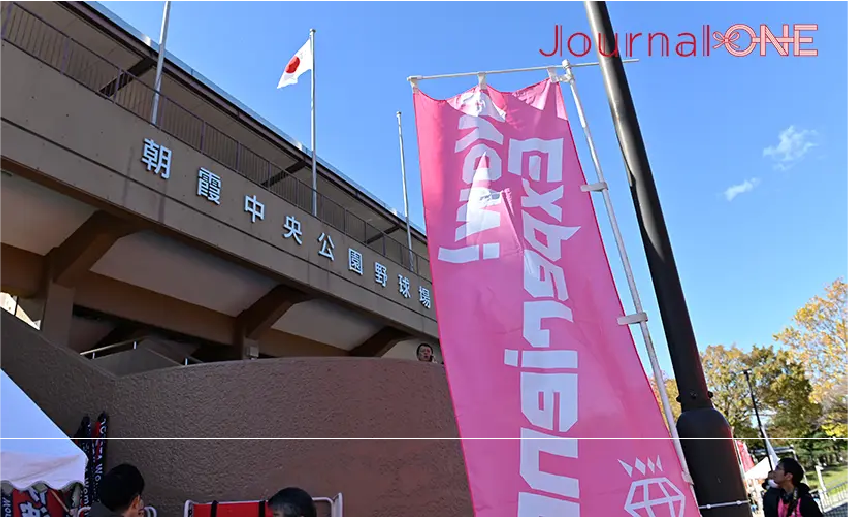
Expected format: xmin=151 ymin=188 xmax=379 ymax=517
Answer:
xmin=0 ymin=2 xmax=470 ymax=516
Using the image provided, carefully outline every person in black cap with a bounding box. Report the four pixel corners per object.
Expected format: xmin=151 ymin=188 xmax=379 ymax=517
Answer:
xmin=90 ymin=464 xmax=146 ymax=517
xmin=268 ymin=488 xmax=316 ymax=517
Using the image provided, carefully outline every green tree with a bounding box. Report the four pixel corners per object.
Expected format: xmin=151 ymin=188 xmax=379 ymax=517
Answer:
xmin=774 ymin=278 xmax=848 ymax=438
xmin=699 ymin=344 xmax=820 ymax=443
xmin=648 ymin=345 xmax=822 ymax=448
xmin=793 ymin=428 xmax=845 ymax=468
xmin=746 ymin=346 xmax=822 ymax=440
xmin=700 ymin=345 xmax=759 ymax=439
xmin=817 ymin=386 xmax=848 ymax=439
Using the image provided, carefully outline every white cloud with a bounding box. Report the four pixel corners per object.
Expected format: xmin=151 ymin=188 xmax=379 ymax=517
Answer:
xmin=724 ymin=178 xmax=761 ymax=201
xmin=763 ymin=126 xmax=818 ymax=170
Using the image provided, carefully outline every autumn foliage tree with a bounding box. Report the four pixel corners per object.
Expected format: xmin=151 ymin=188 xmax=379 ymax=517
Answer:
xmin=816 ymin=386 xmax=848 ymax=439
xmin=651 ymin=345 xmax=820 ymax=446
xmin=774 ymin=278 xmax=848 ymax=438
xmin=699 ymin=345 xmax=758 ymax=439
xmin=648 ymin=371 xmax=680 ymax=430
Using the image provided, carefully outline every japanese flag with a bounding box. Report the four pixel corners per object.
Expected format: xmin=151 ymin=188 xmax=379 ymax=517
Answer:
xmin=277 ymin=38 xmax=313 ymax=89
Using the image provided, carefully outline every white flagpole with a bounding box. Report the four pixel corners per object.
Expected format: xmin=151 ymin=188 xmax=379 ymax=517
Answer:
xmin=396 ymin=111 xmax=414 ymax=271
xmin=310 ymin=28 xmax=317 ymax=217
xmin=150 ymin=0 xmax=171 ymax=125
xmin=761 ymin=426 xmax=780 ymax=469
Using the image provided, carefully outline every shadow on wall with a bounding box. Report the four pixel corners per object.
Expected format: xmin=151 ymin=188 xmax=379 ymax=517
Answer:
xmin=0 ymin=312 xmax=471 ymax=517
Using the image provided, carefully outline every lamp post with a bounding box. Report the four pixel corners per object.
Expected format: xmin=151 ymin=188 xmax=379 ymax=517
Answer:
xmin=583 ymin=2 xmax=752 ymax=515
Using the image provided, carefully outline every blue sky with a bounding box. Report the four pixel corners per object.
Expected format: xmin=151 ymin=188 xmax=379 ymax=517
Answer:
xmin=99 ymin=1 xmax=847 ymax=376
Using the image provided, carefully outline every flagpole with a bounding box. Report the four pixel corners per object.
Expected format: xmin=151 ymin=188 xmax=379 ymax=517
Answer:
xmin=761 ymin=427 xmax=780 ymax=469
xmin=742 ymin=368 xmax=776 ymax=470
xmin=310 ymin=28 xmax=317 ymax=218
xmin=396 ymin=111 xmax=415 ymax=271
xmin=150 ymin=0 xmax=171 ymax=125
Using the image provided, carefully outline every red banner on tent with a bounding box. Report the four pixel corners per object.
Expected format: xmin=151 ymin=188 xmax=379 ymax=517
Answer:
xmin=412 ymin=78 xmax=699 ymax=516
xmin=6 ymin=488 xmax=66 ymax=517
xmin=736 ymin=440 xmax=756 ymax=472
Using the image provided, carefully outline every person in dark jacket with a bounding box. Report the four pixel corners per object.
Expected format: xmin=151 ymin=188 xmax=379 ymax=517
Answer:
xmin=89 ymin=464 xmax=146 ymax=517
xmin=268 ymin=488 xmax=316 ymax=517
xmin=764 ymin=457 xmax=823 ymax=517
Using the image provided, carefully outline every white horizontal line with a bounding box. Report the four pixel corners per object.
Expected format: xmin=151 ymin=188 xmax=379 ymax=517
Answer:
xmin=5 ymin=437 xmax=841 ymax=441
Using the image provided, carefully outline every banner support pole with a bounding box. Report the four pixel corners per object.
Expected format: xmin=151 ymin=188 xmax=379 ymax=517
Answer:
xmin=407 ymin=59 xmax=638 ymax=84
xmin=559 ymin=60 xmax=694 ymax=485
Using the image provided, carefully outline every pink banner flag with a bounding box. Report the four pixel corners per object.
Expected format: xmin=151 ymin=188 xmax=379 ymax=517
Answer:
xmin=412 ymin=78 xmax=700 ymax=517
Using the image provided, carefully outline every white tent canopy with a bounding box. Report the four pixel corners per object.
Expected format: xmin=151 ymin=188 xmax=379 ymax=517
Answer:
xmin=745 ymin=456 xmax=772 ymax=481
xmin=1 ymin=370 xmax=87 ymax=493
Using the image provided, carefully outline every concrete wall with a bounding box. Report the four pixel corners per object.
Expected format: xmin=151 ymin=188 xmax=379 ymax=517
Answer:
xmin=0 ymin=311 xmax=471 ymax=517
xmin=0 ymin=41 xmax=436 ymax=339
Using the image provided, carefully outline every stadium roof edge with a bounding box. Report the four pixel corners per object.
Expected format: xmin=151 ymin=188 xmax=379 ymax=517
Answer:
xmin=83 ymin=1 xmax=427 ymax=238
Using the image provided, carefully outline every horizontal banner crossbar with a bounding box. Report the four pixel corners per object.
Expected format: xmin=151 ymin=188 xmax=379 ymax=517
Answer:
xmin=617 ymin=312 xmax=648 ymax=326
xmin=408 ymin=59 xmax=639 ymax=82
xmin=580 ymin=182 xmax=608 ymax=192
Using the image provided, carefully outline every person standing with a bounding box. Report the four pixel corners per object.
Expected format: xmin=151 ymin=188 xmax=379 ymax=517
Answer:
xmin=89 ymin=464 xmax=146 ymax=517
xmin=764 ymin=458 xmax=823 ymax=517
xmin=762 ymin=470 xmax=779 ymax=517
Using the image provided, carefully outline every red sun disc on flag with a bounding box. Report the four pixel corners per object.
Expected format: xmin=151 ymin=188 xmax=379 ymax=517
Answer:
xmin=285 ymin=56 xmax=300 ymax=74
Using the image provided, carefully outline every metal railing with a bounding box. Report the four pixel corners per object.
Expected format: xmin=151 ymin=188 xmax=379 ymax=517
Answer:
xmin=814 ymin=481 xmax=848 ymax=513
xmin=1 ymin=2 xmax=431 ymax=281
xmin=79 ymin=340 xmax=203 ymax=366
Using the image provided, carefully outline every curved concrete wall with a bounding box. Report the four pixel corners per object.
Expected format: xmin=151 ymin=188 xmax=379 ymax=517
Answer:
xmin=0 ymin=312 xmax=471 ymax=517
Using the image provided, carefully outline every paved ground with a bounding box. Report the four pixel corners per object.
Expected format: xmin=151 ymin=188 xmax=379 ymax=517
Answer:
xmin=825 ymin=502 xmax=847 ymax=517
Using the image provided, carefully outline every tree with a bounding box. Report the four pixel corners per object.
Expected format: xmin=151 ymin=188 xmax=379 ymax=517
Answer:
xmin=817 ymin=385 xmax=848 ymax=439
xmin=700 ymin=344 xmax=759 ymax=440
xmin=697 ymin=344 xmax=820 ymax=443
xmin=746 ymin=346 xmax=822 ymax=440
xmin=774 ymin=278 xmax=848 ymax=438
xmin=793 ymin=428 xmax=846 ymax=468
xmin=649 ymin=371 xmax=681 ymax=429
xmin=648 ymin=344 xmax=822 ymax=449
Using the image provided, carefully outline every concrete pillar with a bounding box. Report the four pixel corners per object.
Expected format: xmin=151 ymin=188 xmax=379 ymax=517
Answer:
xmin=233 ymin=284 xmax=309 ymax=361
xmin=38 ymin=269 xmax=75 ymax=346
xmin=233 ymin=330 xmax=260 ymax=360
xmin=35 ymin=209 xmax=139 ymax=347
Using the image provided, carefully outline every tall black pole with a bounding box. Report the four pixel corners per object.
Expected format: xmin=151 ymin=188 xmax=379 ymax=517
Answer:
xmin=743 ymin=369 xmax=773 ymax=470
xmin=583 ymin=2 xmax=751 ymax=516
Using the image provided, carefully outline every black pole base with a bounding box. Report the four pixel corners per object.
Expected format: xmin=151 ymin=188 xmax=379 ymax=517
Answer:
xmin=677 ymin=408 xmax=753 ymax=517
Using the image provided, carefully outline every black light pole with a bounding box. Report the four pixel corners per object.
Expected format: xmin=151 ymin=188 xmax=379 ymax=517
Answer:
xmin=742 ymin=369 xmax=773 ymax=470
xmin=583 ymin=2 xmax=751 ymax=516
